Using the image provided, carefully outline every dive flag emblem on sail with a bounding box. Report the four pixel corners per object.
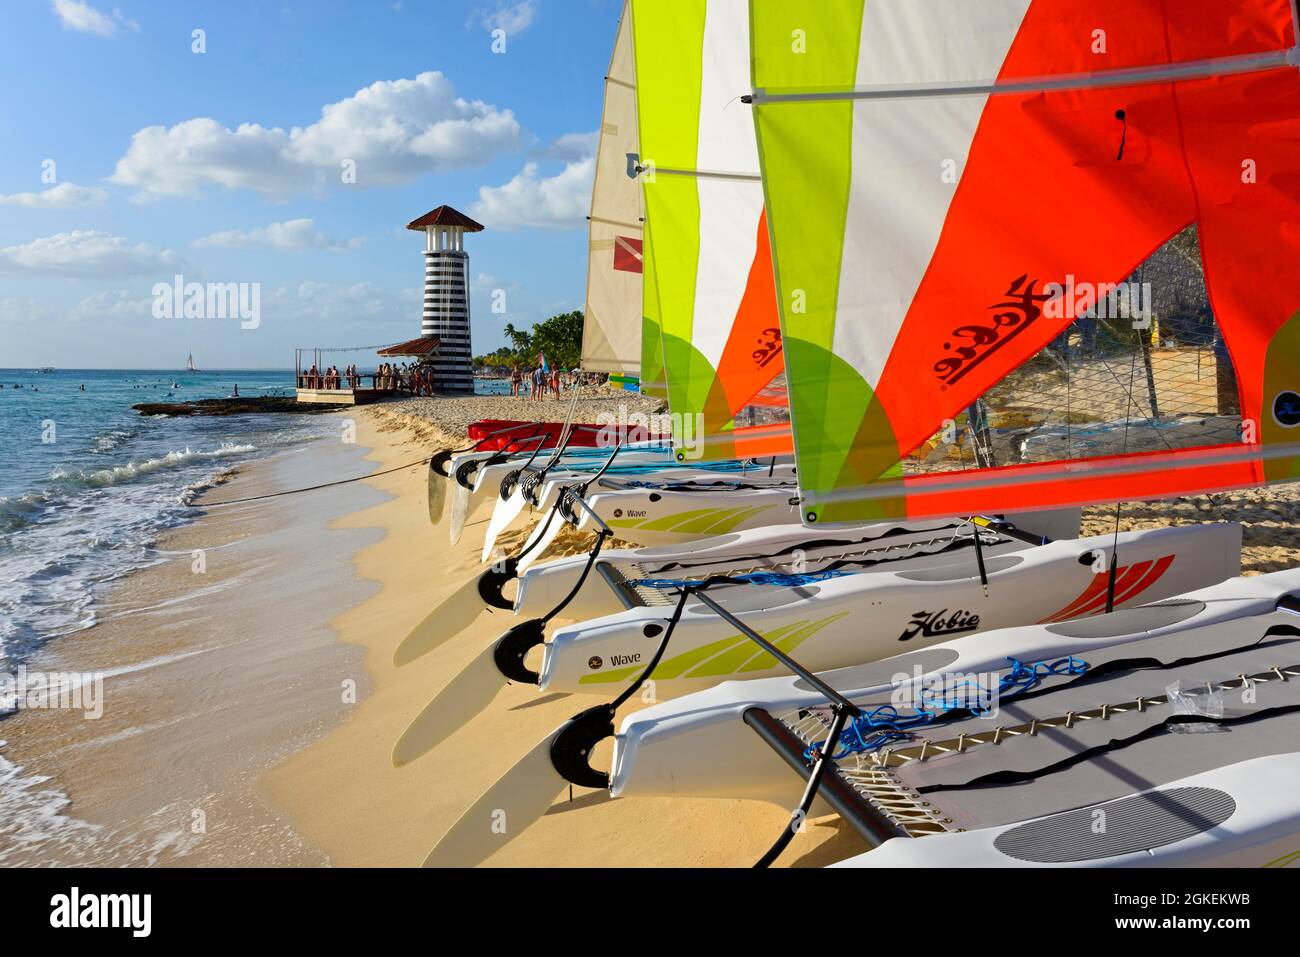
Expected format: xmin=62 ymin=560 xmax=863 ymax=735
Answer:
xmin=750 ymin=0 xmax=1300 ymax=523
xmin=633 ymin=0 xmax=792 ymax=460
xmin=613 ymin=235 xmax=643 ymax=273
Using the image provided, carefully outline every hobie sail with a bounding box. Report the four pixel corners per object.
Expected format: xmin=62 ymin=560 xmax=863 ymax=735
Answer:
xmin=583 ymin=3 xmax=645 ymax=387
xmin=750 ymin=0 xmax=1300 ymax=523
xmin=632 ymin=0 xmax=792 ymax=459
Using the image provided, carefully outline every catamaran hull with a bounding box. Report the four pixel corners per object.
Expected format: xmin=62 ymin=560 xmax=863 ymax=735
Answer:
xmin=480 ymin=464 xmax=800 ymax=562
xmin=573 ymin=483 xmax=801 ymax=548
xmin=447 ymin=442 xmax=676 ymax=540
xmin=608 ymin=568 xmax=1295 ymax=809
xmin=514 ymin=508 xmax=1086 ymax=620
xmin=540 ymin=523 xmax=1242 ymax=699
xmin=455 ymin=447 xmax=676 ymax=546
xmin=514 ymin=519 xmax=975 ymax=622
xmin=838 ymin=753 xmax=1300 ymax=867
xmin=439 ymin=451 xmax=505 ymax=533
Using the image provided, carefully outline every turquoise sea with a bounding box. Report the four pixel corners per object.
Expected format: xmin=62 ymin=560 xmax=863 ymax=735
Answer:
xmin=0 ymin=368 xmax=327 ymax=674
xmin=0 ymin=368 xmax=511 ymax=675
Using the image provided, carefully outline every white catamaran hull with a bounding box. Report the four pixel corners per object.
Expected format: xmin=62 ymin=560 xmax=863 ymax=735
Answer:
xmin=609 ymin=568 xmax=1298 ymax=809
xmin=514 ymin=507 xmax=1085 ymax=620
xmin=541 ymin=523 xmax=1242 ymax=699
xmin=838 ymin=753 xmax=1300 ymax=868
xmin=481 ymin=464 xmax=800 ymax=563
xmin=448 ymin=446 xmax=675 ymax=544
xmin=513 ymin=518 xmax=1002 ymax=622
xmin=569 ymin=481 xmax=803 ymax=549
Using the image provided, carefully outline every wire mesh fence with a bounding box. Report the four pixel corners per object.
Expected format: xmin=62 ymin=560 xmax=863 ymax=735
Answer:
xmin=909 ymin=225 xmax=1243 ymax=475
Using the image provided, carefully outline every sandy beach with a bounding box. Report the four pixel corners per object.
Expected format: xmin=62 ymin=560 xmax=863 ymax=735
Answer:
xmin=267 ymin=396 xmax=1300 ymax=867
xmin=0 ymin=393 xmax=846 ymax=867
xmin=7 ymin=390 xmax=1300 ymax=869
xmin=266 ymin=396 xmax=854 ymax=868
xmin=0 ymin=429 xmax=384 ymax=865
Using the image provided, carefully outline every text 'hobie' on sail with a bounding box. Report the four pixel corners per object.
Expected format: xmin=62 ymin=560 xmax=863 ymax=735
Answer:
xmin=749 ymin=0 xmax=1300 ymax=523
xmin=633 ymin=0 xmax=793 ymax=460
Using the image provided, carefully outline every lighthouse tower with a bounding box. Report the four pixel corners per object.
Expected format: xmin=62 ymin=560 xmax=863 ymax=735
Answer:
xmin=406 ymin=205 xmax=483 ymax=394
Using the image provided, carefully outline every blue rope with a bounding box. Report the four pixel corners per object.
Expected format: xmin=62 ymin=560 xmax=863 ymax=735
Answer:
xmin=805 ymin=655 xmax=1089 ymax=760
xmin=632 ymin=569 xmax=854 ymax=590
xmin=556 ymin=459 xmax=750 ymax=477
xmin=607 ymin=463 xmax=763 ymax=482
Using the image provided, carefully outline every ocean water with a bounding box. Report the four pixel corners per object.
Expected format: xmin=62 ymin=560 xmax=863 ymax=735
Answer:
xmin=0 ymin=368 xmax=330 ymax=676
xmin=0 ymin=369 xmax=508 ymax=676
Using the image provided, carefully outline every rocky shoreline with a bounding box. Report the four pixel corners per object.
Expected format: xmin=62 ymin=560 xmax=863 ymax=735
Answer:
xmin=134 ymin=397 xmax=349 ymax=416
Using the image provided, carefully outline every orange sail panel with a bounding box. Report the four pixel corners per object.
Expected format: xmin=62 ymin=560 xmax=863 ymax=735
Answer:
xmin=752 ymin=0 xmax=1300 ymax=522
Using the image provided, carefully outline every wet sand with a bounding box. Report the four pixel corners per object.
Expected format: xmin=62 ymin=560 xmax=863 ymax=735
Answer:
xmin=0 ymin=433 xmax=386 ymax=865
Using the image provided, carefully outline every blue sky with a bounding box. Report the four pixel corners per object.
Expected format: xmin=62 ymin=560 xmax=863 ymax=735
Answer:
xmin=0 ymin=0 xmax=620 ymax=369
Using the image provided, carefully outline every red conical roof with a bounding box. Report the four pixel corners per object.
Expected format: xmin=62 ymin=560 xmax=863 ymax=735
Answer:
xmin=405 ymin=206 xmax=485 ymax=232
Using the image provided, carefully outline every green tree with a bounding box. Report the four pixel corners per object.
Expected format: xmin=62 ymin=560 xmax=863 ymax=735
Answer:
xmin=528 ymin=311 xmax=584 ymax=370
xmin=476 ymin=311 xmax=584 ymax=370
xmin=502 ymin=322 xmax=532 ymax=353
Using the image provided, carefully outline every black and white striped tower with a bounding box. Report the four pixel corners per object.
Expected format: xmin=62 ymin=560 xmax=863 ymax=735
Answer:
xmin=406 ymin=205 xmax=483 ymax=394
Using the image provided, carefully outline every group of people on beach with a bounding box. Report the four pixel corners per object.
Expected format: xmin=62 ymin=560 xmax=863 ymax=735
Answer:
xmin=509 ymin=361 xmax=575 ymax=400
xmin=298 ymin=362 xmax=434 ymax=395
xmin=301 ymin=365 xmax=356 ymax=390
xmin=380 ymin=363 xmax=436 ymax=396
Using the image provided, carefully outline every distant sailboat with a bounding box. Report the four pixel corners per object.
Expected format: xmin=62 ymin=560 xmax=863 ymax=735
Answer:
xmin=185 ymin=351 xmax=198 ymax=372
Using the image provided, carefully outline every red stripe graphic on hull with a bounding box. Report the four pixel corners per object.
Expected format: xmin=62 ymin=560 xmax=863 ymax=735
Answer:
xmin=1039 ymin=554 xmax=1175 ymax=624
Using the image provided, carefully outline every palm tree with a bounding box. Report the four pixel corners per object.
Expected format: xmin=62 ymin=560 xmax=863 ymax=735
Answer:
xmin=503 ymin=322 xmax=531 ymax=355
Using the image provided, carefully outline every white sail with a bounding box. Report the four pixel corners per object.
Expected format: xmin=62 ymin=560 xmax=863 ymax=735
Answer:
xmin=581 ymin=3 xmax=643 ymax=376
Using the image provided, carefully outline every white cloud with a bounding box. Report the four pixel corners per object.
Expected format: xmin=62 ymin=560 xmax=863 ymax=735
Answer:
xmin=51 ymin=0 xmax=139 ymax=37
xmin=0 ymin=231 xmax=184 ymax=278
xmin=0 ymin=292 xmax=135 ymax=325
xmin=262 ymin=281 xmax=420 ymax=324
xmin=72 ymin=288 xmax=156 ymax=319
xmin=472 ymin=271 xmax=505 ymax=289
xmin=0 ymin=182 xmax=109 ymax=209
xmin=4 ymin=282 xmax=418 ymax=326
xmin=194 ymin=218 xmax=362 ymax=252
xmin=110 ymin=72 xmax=521 ymax=199
xmin=471 ymin=157 xmax=593 ymax=231
xmin=477 ymin=1 xmax=537 ymax=35
xmin=540 ymin=130 xmax=599 ymax=162
xmin=0 ymin=297 xmax=56 ymax=323
xmin=111 ymin=119 xmax=305 ymax=199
